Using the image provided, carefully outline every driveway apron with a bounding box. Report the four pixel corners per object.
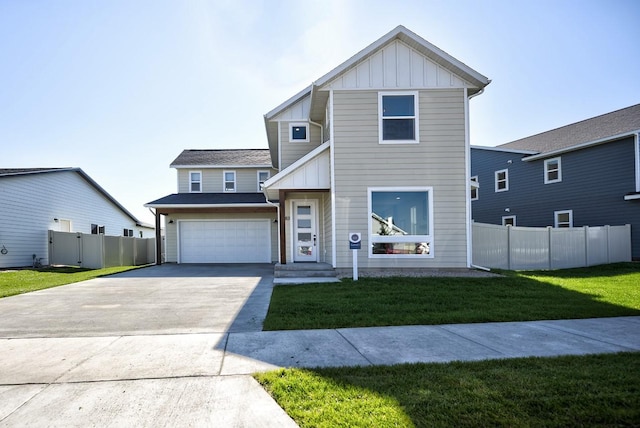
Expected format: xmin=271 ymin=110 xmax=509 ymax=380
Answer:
xmin=0 ymin=264 xmax=298 ymax=427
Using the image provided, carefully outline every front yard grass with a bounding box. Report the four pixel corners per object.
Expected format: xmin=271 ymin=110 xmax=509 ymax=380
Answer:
xmin=263 ymin=263 xmax=640 ymax=330
xmin=255 ymin=352 xmax=640 ymax=427
xmin=0 ymin=265 xmax=144 ymax=297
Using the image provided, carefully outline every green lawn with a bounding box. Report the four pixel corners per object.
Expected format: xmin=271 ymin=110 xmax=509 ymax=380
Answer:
xmin=263 ymin=263 xmax=640 ymax=330
xmin=0 ymin=265 xmax=145 ymax=297
xmin=255 ymin=352 xmax=640 ymax=428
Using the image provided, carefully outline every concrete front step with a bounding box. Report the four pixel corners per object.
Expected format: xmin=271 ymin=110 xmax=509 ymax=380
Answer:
xmin=274 ymin=263 xmax=337 ymax=279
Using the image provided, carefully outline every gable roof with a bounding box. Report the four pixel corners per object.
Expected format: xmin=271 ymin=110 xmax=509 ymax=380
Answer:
xmin=264 ymin=25 xmax=490 ymax=167
xmin=170 ymin=149 xmax=272 ymax=168
xmin=0 ymin=167 xmax=148 ymax=227
xmin=499 ymin=103 xmax=640 ymax=157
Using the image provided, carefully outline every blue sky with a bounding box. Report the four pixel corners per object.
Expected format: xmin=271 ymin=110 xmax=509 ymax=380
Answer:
xmin=1 ymin=0 xmax=639 ymax=224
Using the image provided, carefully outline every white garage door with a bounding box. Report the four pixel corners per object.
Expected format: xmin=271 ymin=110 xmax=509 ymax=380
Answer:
xmin=179 ymin=220 xmax=271 ymax=263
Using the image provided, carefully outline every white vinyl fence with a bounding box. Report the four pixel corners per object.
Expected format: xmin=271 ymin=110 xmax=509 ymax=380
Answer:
xmin=472 ymin=222 xmax=631 ymax=270
xmin=48 ymin=230 xmax=156 ymax=269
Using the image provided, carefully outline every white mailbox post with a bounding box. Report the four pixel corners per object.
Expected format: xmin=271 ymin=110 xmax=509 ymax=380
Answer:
xmin=348 ymin=233 xmax=361 ymax=280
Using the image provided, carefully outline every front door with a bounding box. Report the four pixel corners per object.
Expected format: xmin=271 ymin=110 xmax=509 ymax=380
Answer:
xmin=293 ymin=200 xmax=318 ymax=262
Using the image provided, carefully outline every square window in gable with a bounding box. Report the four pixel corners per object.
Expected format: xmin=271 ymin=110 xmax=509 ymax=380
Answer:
xmin=289 ymin=123 xmax=309 ymax=142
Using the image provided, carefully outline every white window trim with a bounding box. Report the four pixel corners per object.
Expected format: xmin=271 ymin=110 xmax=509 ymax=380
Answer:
xmin=289 ymin=123 xmax=310 ymax=143
xmin=189 ymin=170 xmax=202 ymax=193
xmin=495 ymin=169 xmax=509 ymax=192
xmin=554 ymin=210 xmax=573 ymax=228
xmin=257 ymin=170 xmax=270 ymax=191
xmin=502 ymin=215 xmax=516 ymax=226
xmin=223 ymin=170 xmax=236 ymax=193
xmin=378 ymin=91 xmax=420 ymax=145
xmin=544 ymin=157 xmax=562 ymax=184
xmin=470 ymin=176 xmax=479 ymax=201
xmin=367 ymin=186 xmax=434 ymax=259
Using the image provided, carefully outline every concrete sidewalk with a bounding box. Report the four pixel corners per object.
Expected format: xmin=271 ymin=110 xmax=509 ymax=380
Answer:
xmin=1 ymin=317 xmax=638 ymax=427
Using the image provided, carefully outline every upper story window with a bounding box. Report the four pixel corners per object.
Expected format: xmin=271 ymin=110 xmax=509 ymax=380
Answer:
xmin=554 ymin=210 xmax=573 ymax=228
xmin=544 ymin=157 xmax=562 ymax=184
xmin=257 ymin=171 xmax=270 ymax=191
xmin=224 ymin=170 xmax=236 ymax=192
xmin=495 ymin=169 xmax=509 ymax=192
xmin=369 ymin=187 xmax=433 ymax=258
xmin=379 ymin=92 xmax=419 ymax=144
xmin=289 ymin=123 xmax=309 ymax=142
xmin=470 ymin=176 xmax=479 ymax=200
xmin=189 ymin=171 xmax=202 ymax=193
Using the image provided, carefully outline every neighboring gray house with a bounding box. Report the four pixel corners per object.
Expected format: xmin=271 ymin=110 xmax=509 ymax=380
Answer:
xmin=147 ymin=25 xmax=490 ymax=272
xmin=0 ymin=168 xmax=154 ymax=268
xmin=471 ymin=103 xmax=640 ymax=259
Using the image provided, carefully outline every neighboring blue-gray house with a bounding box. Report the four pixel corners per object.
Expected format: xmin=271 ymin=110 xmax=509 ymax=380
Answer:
xmin=471 ymin=103 xmax=640 ymax=260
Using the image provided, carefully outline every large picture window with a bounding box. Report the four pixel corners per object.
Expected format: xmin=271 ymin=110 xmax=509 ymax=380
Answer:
xmin=379 ymin=92 xmax=419 ymax=144
xmin=368 ymin=187 xmax=433 ymax=258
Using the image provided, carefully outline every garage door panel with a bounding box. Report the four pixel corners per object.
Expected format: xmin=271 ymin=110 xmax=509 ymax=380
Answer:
xmin=179 ymin=220 xmax=270 ymax=263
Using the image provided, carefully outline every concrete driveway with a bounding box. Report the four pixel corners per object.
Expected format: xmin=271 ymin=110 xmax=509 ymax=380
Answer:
xmin=0 ymin=264 xmax=298 ymax=427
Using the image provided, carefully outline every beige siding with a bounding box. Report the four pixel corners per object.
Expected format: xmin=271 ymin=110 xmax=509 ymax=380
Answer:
xmin=322 ymin=192 xmax=333 ymax=264
xmin=332 ymin=89 xmax=468 ymax=269
xmin=279 ymin=122 xmax=322 ymax=169
xmin=163 ymin=212 xmax=278 ymax=263
xmin=176 ymin=168 xmax=277 ymax=193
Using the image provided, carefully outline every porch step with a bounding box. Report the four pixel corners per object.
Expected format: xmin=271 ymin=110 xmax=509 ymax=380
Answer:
xmin=274 ymin=263 xmax=338 ymax=280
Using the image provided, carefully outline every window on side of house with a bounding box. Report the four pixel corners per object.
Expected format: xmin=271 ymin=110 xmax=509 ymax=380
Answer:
xmin=368 ymin=187 xmax=433 ymax=258
xmin=189 ymin=171 xmax=202 ymax=193
xmin=471 ymin=176 xmax=479 ymax=200
xmin=123 ymin=229 xmax=133 ymax=237
xmin=91 ymin=224 xmax=98 ymax=234
xmin=98 ymin=226 xmax=105 ymax=234
xmin=224 ymin=170 xmax=236 ymax=192
xmin=289 ymin=123 xmax=309 ymax=142
xmin=379 ymin=92 xmax=419 ymax=144
xmin=257 ymin=171 xmax=270 ymax=191
xmin=502 ymin=215 xmax=516 ymax=226
xmin=495 ymin=169 xmax=509 ymax=192
xmin=544 ymin=157 xmax=562 ymax=184
xmin=554 ymin=210 xmax=573 ymax=228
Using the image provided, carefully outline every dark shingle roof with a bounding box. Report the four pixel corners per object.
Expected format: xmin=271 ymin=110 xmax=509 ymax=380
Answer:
xmin=170 ymin=149 xmax=272 ymax=167
xmin=146 ymin=193 xmax=270 ymax=206
xmin=499 ymin=104 xmax=640 ymax=154
xmin=0 ymin=168 xmax=70 ymax=176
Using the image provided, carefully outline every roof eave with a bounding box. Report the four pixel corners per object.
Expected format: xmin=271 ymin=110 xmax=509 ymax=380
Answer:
xmin=144 ymin=203 xmax=274 ymax=209
xmin=521 ymin=130 xmax=640 ymax=162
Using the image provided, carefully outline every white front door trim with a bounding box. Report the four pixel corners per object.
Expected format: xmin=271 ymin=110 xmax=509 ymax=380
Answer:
xmin=291 ymin=200 xmax=319 ymax=262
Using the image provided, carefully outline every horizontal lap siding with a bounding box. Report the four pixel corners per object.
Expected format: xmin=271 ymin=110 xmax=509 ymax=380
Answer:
xmin=0 ymin=172 xmax=143 ymax=267
xmin=333 ymin=89 xmax=468 ymax=268
xmin=177 ymin=168 xmax=277 ymax=193
xmin=280 ymin=122 xmax=322 ymax=169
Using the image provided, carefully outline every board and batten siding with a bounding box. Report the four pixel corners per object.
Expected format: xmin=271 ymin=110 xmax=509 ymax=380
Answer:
xmin=279 ymin=122 xmax=322 ymax=170
xmin=177 ymin=168 xmax=277 ymax=193
xmin=163 ymin=212 xmax=279 ymax=263
xmin=0 ymin=171 xmax=147 ymax=268
xmin=332 ymin=89 xmax=468 ymax=268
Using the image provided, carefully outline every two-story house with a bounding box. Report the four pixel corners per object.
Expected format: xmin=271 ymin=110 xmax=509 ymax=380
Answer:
xmin=471 ymin=103 xmax=640 ymax=260
xmin=147 ymin=25 xmax=491 ymax=273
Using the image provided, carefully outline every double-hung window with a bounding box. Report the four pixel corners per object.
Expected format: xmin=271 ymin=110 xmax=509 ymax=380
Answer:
xmin=544 ymin=157 xmax=562 ymax=184
xmin=189 ymin=171 xmax=202 ymax=193
xmin=554 ymin=210 xmax=573 ymax=228
xmin=224 ymin=170 xmax=236 ymax=192
xmin=257 ymin=171 xmax=270 ymax=191
xmin=495 ymin=169 xmax=509 ymax=192
xmin=379 ymin=92 xmax=419 ymax=143
xmin=369 ymin=187 xmax=433 ymax=257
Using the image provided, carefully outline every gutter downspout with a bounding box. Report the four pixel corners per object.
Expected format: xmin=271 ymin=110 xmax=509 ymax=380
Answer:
xmin=309 ymin=120 xmax=323 ymax=144
xmin=262 ymin=189 xmax=282 ymax=264
xmin=465 ymin=88 xmax=485 ymax=269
